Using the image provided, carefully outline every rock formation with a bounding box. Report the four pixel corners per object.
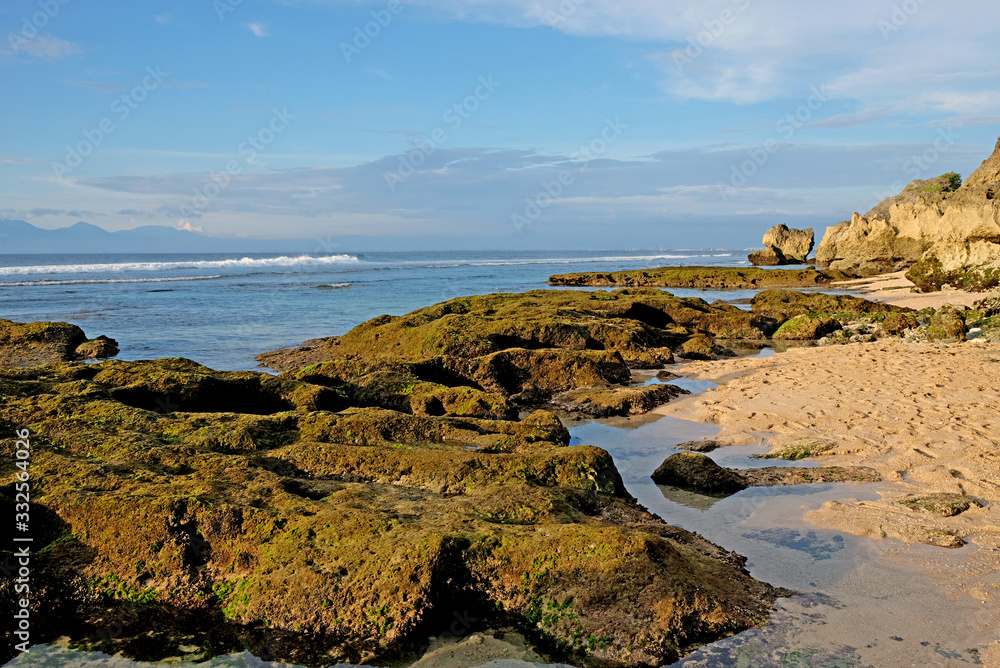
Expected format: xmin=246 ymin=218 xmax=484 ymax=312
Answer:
xmin=814 ymin=137 xmax=1000 ymax=289
xmin=0 ymin=344 xmax=784 ymax=668
xmin=549 ymin=266 xmax=852 ymax=289
xmin=747 ymin=224 xmax=815 ymax=266
xmin=0 ymin=319 xmax=118 ymax=366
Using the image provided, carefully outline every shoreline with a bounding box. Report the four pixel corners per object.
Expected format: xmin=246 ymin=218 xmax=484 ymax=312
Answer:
xmin=654 ymin=337 xmax=1000 ymax=660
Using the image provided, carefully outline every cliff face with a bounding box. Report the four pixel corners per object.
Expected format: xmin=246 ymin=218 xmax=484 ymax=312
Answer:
xmin=964 ymin=136 xmax=1000 ymax=187
xmin=814 ymin=138 xmax=1000 ymax=289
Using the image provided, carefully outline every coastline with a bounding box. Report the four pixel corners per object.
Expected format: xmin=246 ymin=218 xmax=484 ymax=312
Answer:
xmin=4 ymin=259 xmax=999 ymax=667
xmin=655 ymin=335 xmax=1000 ymax=660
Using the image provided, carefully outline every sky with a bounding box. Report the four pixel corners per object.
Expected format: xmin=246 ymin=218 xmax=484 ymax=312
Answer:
xmin=1 ymin=0 xmax=999 ymax=250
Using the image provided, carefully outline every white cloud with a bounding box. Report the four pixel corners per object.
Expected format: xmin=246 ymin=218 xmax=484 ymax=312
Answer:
xmin=154 ymin=13 xmax=172 ymax=26
xmin=246 ymin=22 xmax=269 ymax=37
xmin=178 ymin=219 xmax=205 ymax=233
xmin=404 ymin=0 xmax=1000 ymax=117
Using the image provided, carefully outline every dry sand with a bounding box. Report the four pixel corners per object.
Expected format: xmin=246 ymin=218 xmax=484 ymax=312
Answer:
xmin=656 ymin=336 xmax=1000 ymax=660
xmin=833 ymin=270 xmax=986 ymax=309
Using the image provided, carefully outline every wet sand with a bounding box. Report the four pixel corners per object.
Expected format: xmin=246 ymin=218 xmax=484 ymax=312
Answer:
xmin=656 ymin=339 xmax=1000 ymax=662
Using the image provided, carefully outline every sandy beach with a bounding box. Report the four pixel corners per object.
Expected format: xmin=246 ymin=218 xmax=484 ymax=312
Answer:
xmin=656 ymin=278 xmax=1000 ymax=661
xmin=833 ymin=270 xmax=986 ymax=309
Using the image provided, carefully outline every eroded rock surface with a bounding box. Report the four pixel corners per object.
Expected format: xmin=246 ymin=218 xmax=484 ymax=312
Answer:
xmin=257 ymin=289 xmax=787 ymax=414
xmin=0 ymin=319 xmax=118 ymax=367
xmin=549 ymin=267 xmax=851 ymax=290
xmin=0 ymin=352 xmax=785 ymax=667
xmin=748 ymin=224 xmax=814 ymax=266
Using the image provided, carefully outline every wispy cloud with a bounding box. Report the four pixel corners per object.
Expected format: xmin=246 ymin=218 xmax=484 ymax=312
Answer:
xmin=1 ymin=207 xmax=108 ymax=219
xmin=4 ymin=35 xmax=82 ymax=62
xmin=154 ymin=13 xmax=172 ymax=26
xmin=0 ymin=155 xmax=38 ymax=165
xmin=59 ymin=79 xmax=126 ymax=93
xmin=246 ymin=22 xmax=269 ymax=37
xmin=404 ymin=0 xmax=1000 ymax=118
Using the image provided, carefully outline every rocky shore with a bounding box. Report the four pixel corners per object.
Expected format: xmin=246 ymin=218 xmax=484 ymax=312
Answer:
xmin=1 ymin=294 xmax=802 ymax=668
xmin=4 ymin=272 xmax=1000 ymax=667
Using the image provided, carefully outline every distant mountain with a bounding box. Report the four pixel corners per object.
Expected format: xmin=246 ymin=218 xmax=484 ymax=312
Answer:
xmin=0 ymin=220 xmax=517 ymax=254
xmin=0 ymin=220 xmax=320 ymax=254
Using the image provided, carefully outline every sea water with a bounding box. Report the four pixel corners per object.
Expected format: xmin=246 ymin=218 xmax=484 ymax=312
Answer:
xmin=0 ymin=249 xmax=749 ymax=370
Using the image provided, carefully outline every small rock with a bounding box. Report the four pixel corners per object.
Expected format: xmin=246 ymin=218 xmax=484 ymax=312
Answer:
xmin=651 ymin=453 xmax=748 ymax=494
xmin=675 ymin=440 xmax=721 ymax=453
xmin=75 ymin=335 xmax=120 ymax=359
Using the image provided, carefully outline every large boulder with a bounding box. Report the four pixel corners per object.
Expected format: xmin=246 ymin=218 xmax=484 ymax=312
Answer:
xmin=748 ymin=224 xmax=814 ymax=265
xmin=814 ymin=138 xmax=1000 ymax=286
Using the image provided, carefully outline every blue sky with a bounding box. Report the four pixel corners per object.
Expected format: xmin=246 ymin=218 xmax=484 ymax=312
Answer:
xmin=1 ymin=0 xmax=999 ymax=249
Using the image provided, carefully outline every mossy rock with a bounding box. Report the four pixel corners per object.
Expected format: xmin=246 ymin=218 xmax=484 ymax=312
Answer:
xmin=773 ymin=316 xmax=841 ymax=341
xmin=754 ymin=438 xmax=836 ymax=461
xmin=550 ymin=383 xmax=688 ymax=417
xmin=926 ymin=307 xmax=967 ymax=342
xmin=966 ymin=314 xmax=1000 ymax=342
xmin=548 ymin=266 xmax=853 ymax=290
xmin=650 ymin=453 xmax=748 ymax=494
xmin=899 ymin=493 xmax=982 ymax=517
xmin=751 ymin=290 xmax=909 ymax=320
xmin=0 ymin=357 xmax=783 ymax=667
xmin=906 ymin=255 xmax=1000 ymax=293
xmin=0 ymin=319 xmax=89 ymax=367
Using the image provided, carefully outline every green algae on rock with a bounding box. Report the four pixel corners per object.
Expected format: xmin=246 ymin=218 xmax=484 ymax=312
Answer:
xmin=651 ymin=453 xmax=749 ymax=495
xmin=0 ymin=357 xmax=786 ymax=668
xmin=548 ymin=266 xmax=853 ymax=290
xmin=257 ymin=289 xmax=783 ymax=416
xmin=0 ymin=319 xmax=119 ymax=367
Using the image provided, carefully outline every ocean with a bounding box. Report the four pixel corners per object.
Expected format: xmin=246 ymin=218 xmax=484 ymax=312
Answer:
xmin=0 ymin=249 xmax=752 ymax=370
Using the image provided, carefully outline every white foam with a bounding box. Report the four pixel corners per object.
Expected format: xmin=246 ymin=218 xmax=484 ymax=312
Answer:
xmin=0 ymin=254 xmax=360 ymax=276
xmin=0 ymin=275 xmax=225 ymax=287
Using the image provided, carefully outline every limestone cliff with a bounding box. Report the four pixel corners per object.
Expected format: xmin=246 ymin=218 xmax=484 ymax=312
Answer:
xmin=814 ymin=138 xmax=1000 ymax=289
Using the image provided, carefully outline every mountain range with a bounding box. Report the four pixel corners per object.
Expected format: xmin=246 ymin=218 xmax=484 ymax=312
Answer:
xmin=0 ymin=220 xmax=486 ymax=254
